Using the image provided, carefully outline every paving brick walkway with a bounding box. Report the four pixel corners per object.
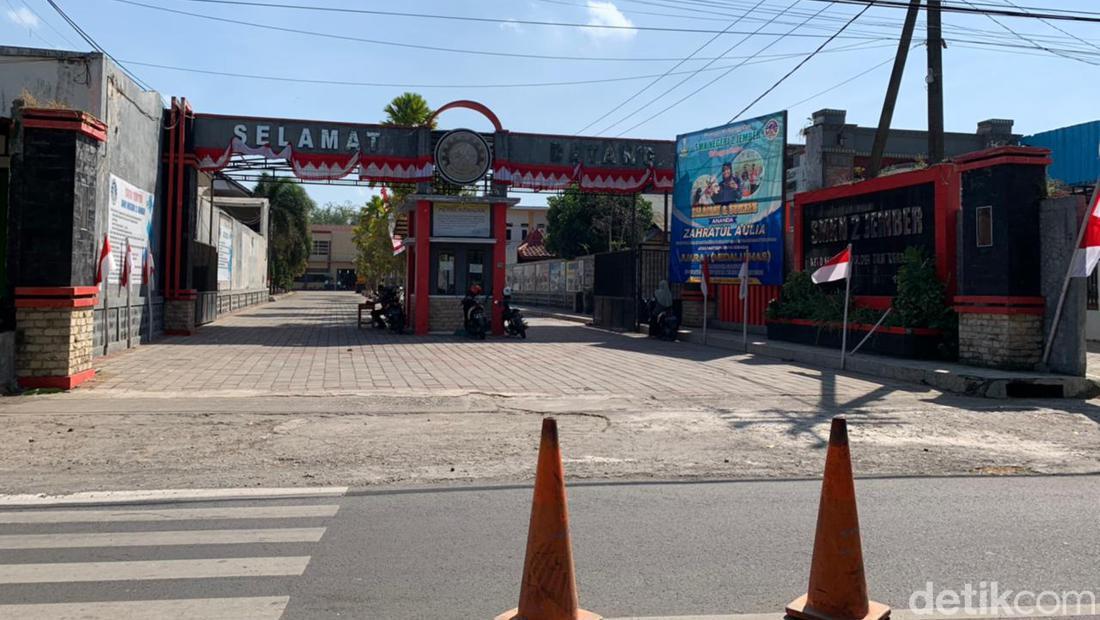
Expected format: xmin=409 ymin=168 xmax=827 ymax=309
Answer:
xmin=86 ymin=291 xmax=907 ymax=399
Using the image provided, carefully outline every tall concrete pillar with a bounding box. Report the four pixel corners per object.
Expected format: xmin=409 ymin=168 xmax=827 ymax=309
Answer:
xmin=1040 ymin=195 xmax=1087 ymax=376
xmin=8 ymin=108 xmax=107 ymax=389
xmin=491 ymin=202 xmax=508 ymax=336
xmin=414 ymin=200 xmax=431 ymax=335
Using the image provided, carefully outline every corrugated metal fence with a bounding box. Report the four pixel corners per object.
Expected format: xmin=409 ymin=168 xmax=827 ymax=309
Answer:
xmin=716 ymin=284 xmax=781 ymax=325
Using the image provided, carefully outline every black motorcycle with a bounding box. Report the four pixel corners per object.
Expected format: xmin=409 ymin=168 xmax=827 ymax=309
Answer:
xmin=496 ymin=295 xmax=527 ymax=338
xmin=371 ymin=286 xmax=406 ymax=334
xmin=644 ymin=298 xmax=679 ymax=341
xmin=462 ymin=293 xmax=491 ymax=340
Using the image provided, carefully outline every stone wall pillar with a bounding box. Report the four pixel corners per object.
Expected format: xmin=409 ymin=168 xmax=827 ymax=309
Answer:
xmin=1040 ymin=195 xmax=1087 ymax=376
xmin=8 ymin=108 xmax=107 ymax=390
xmin=164 ymin=294 xmax=196 ymax=335
xmin=14 ymin=288 xmax=97 ymax=389
xmin=957 ymin=310 xmax=1043 ymax=370
xmin=680 ymin=294 xmax=717 ymax=328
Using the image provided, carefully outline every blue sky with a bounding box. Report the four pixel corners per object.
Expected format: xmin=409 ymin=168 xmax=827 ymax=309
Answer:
xmin=4 ymin=0 xmax=1099 ymax=207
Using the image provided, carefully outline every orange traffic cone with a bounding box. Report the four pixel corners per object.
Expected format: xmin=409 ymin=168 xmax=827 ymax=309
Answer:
xmin=496 ymin=418 xmax=601 ymax=620
xmin=786 ymin=417 xmax=890 ymax=620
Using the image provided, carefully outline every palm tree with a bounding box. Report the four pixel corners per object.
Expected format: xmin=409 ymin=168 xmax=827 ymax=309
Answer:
xmin=254 ymin=174 xmax=315 ymax=291
xmin=383 ymin=92 xmax=435 ymax=128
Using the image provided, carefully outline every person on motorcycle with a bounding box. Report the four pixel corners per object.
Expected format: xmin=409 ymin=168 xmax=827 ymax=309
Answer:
xmin=651 ymin=280 xmax=675 ymax=336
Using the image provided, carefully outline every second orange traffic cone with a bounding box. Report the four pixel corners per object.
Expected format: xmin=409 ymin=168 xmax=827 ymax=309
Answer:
xmin=786 ymin=417 xmax=890 ymax=620
xmin=496 ymin=418 xmax=601 ymax=620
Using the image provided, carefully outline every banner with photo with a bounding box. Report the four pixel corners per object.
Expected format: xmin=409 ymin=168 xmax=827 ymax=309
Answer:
xmin=670 ymin=111 xmax=786 ymax=285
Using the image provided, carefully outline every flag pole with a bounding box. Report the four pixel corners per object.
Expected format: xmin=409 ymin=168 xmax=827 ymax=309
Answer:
xmin=702 ymin=286 xmax=708 ymax=346
xmin=102 ymin=275 xmax=110 ymax=356
xmin=1041 ymin=180 xmax=1098 ymax=366
xmin=741 ymin=257 xmax=749 ymax=351
xmin=840 ymin=243 xmax=853 ymax=370
xmin=126 ymin=278 xmax=132 ymax=349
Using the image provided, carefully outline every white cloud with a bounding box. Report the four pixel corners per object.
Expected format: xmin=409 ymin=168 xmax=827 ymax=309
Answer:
xmin=6 ymin=7 xmax=39 ymax=30
xmin=499 ymin=18 xmax=523 ymax=33
xmin=584 ymin=1 xmax=635 ymax=41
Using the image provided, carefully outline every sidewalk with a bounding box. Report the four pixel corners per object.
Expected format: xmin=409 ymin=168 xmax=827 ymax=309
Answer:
xmin=679 ymin=325 xmax=1099 ymax=399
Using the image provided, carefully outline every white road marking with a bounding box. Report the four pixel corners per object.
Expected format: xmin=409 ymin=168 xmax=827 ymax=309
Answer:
xmin=0 ymin=556 xmax=312 ymax=584
xmin=0 ymin=527 xmax=327 ymax=549
xmin=0 ymin=486 xmax=349 ymax=507
xmin=0 ymin=596 xmax=290 ymax=619
xmin=0 ymin=503 xmax=340 ymax=524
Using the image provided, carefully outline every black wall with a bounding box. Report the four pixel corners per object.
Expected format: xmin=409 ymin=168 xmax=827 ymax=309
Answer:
xmin=958 ymin=164 xmax=1046 ymax=296
xmin=8 ymin=129 xmax=99 ymax=288
xmin=801 ymin=182 xmax=935 ymax=296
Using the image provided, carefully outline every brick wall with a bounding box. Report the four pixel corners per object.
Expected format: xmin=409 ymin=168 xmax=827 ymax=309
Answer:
xmin=958 ymin=313 xmax=1042 ymax=370
xmin=429 ymin=296 xmax=465 ymax=332
xmin=681 ymin=298 xmax=717 ymax=328
xmin=15 ymin=307 xmax=94 ymax=378
xmin=164 ymin=299 xmax=196 ymax=334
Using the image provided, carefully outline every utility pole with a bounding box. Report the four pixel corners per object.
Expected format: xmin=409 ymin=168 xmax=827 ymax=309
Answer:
xmin=868 ymin=0 xmax=922 ymax=178
xmin=926 ymin=0 xmax=945 ymax=163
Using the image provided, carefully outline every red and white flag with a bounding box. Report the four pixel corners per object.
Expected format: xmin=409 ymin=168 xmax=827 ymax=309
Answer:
xmin=738 ymin=257 xmax=749 ymax=300
xmin=142 ymin=247 xmax=155 ymax=286
xmin=811 ymin=246 xmax=851 ymax=284
xmin=95 ymin=234 xmax=113 ymax=286
xmin=700 ymin=256 xmax=710 ymax=299
xmin=120 ymin=238 xmax=134 ymax=288
xmin=1069 ymin=189 xmax=1100 ymax=278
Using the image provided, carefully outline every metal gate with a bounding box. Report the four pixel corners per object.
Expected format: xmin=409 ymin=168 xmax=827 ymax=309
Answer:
xmin=592 ymin=248 xmax=668 ymax=330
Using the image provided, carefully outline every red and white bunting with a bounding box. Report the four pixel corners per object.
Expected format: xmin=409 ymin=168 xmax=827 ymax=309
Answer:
xmin=194 ymin=139 xmax=434 ymax=183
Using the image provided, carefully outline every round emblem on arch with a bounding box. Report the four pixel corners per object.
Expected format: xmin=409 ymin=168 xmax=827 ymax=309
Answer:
xmin=435 ymin=129 xmax=491 ymax=185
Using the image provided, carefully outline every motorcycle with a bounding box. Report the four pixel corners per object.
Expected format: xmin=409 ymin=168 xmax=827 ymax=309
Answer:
xmin=370 ymin=285 xmax=406 ymax=334
xmin=462 ymin=292 xmax=491 ymax=340
xmin=645 ymin=298 xmax=679 ymax=341
xmin=496 ymin=290 xmax=527 ymax=338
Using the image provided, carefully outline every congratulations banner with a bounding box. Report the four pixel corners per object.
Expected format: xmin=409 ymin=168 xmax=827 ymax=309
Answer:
xmin=670 ymin=111 xmax=786 ymax=285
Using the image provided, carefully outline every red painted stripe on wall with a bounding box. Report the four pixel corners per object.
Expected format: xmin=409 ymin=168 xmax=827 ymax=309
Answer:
xmin=717 ymin=284 xmax=781 ymax=325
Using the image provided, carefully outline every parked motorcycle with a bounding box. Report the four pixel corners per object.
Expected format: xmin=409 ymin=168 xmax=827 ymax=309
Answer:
xmin=370 ymin=285 xmax=406 ymax=334
xmin=496 ymin=287 xmax=527 ymax=338
xmin=462 ymin=287 xmax=491 ymax=340
xmin=645 ymin=282 xmax=679 ymax=341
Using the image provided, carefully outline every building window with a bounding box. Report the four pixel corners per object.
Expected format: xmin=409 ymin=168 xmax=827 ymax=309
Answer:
xmin=467 ymin=250 xmax=485 ymax=291
xmin=536 ymin=223 xmax=546 ymax=232
xmin=976 ymin=206 xmax=993 ymax=247
xmin=506 ymin=223 xmax=513 ymax=241
xmin=312 ymin=239 xmax=331 ymax=255
xmin=521 ymin=223 xmax=529 ymax=241
xmin=437 ymin=251 xmax=455 ymax=295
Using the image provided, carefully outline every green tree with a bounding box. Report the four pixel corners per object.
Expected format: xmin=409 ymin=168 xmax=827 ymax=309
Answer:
xmin=311 ymin=201 xmax=359 ymax=225
xmin=254 ymin=174 xmax=314 ymax=290
xmin=382 ymin=92 xmax=436 ymax=128
xmin=353 ymin=195 xmax=404 ymax=290
xmin=545 ymin=187 xmax=654 ymax=259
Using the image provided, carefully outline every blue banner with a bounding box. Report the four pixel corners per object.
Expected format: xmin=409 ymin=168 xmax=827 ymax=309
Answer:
xmin=670 ymin=112 xmax=786 ymax=285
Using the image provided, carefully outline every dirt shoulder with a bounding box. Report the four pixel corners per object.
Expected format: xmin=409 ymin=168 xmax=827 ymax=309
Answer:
xmin=2 ymin=388 xmax=1098 ymax=494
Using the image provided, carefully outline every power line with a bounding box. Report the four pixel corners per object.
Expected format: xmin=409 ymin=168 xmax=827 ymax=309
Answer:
xmin=998 ymin=0 xmax=1100 ymax=55
xmin=45 ymin=0 xmax=154 ymax=91
xmin=728 ymin=1 xmax=875 ymax=122
xmin=783 ymin=53 xmax=896 ymax=109
xmin=21 ymin=0 xmax=81 ymax=48
xmin=604 ymin=0 xmax=814 ymax=136
xmin=958 ymin=0 xmax=1099 ymax=65
xmin=124 ymin=0 xmax=890 ymax=39
xmin=808 ymin=0 xmax=1100 ymax=23
xmin=577 ymin=0 xmax=770 ymax=134
xmin=615 ymin=1 xmax=837 ymax=136
xmin=123 ymin=43 xmax=896 ymax=90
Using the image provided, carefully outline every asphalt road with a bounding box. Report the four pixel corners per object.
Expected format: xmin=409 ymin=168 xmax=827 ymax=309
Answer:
xmin=0 ymin=475 xmax=1097 ymax=619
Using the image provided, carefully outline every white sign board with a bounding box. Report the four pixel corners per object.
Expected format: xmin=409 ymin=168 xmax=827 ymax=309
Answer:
xmin=218 ymin=215 xmax=234 ymax=284
xmin=432 ymin=204 xmax=490 ymax=238
xmin=106 ymin=175 xmax=155 ymax=286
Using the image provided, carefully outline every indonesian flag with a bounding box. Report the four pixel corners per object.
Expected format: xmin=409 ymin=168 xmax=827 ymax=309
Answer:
xmin=388 ymin=211 xmax=406 ymax=256
xmin=120 ymin=238 xmax=134 ymax=288
xmin=142 ymin=247 xmax=155 ymax=286
xmin=95 ymin=234 xmax=113 ymax=286
xmin=738 ymin=257 xmax=749 ymax=300
xmin=1069 ymin=189 xmax=1100 ymax=278
xmin=812 ymin=246 xmax=851 ymax=284
xmin=700 ymin=256 xmax=710 ymax=299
